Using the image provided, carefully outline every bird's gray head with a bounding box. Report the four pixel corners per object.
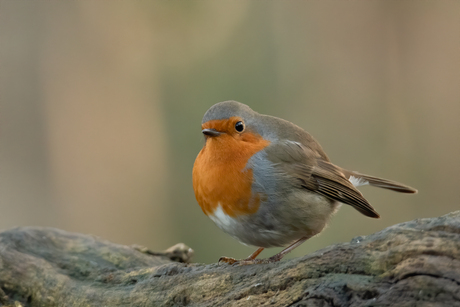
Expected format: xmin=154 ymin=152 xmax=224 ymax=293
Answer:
xmin=201 ymin=101 xmax=256 ymax=124
xmin=200 ymin=101 xmax=260 ymax=138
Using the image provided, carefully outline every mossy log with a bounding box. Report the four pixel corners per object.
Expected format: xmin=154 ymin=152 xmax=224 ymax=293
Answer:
xmin=1 ymin=211 xmax=459 ymax=306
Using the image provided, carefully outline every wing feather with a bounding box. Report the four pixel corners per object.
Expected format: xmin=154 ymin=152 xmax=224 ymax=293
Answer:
xmin=265 ymin=141 xmax=380 ymax=218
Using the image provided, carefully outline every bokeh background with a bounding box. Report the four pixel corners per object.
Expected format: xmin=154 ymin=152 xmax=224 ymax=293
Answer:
xmin=1 ymin=1 xmax=459 ymax=264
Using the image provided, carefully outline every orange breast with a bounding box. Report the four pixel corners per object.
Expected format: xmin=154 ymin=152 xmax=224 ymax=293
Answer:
xmin=192 ymin=124 xmax=270 ymax=217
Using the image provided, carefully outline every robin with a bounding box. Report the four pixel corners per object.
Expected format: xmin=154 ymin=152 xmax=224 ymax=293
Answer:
xmin=192 ymin=101 xmax=417 ymax=265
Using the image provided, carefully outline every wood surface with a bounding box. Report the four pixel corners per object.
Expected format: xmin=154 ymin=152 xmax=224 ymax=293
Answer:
xmin=1 ymin=211 xmax=459 ymax=306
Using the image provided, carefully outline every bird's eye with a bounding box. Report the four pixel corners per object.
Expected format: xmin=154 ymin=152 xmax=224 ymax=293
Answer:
xmin=235 ymin=121 xmax=245 ymax=132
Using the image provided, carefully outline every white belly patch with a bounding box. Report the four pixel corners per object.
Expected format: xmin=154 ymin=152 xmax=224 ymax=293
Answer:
xmin=207 ymin=202 xmax=286 ymax=247
xmin=209 ymin=203 xmax=237 ymax=231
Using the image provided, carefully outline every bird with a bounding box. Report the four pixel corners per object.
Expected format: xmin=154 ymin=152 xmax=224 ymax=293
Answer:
xmin=192 ymin=100 xmax=417 ymax=265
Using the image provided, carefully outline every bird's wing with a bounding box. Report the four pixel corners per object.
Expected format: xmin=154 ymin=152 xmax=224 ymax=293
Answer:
xmin=265 ymin=140 xmax=380 ymax=218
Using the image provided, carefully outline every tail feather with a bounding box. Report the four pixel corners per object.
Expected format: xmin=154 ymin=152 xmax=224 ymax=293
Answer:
xmin=346 ymin=171 xmax=418 ymax=194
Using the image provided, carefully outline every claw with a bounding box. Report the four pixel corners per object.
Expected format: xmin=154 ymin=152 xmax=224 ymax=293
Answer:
xmin=218 ymin=256 xmax=238 ymax=265
xmin=217 ymin=237 xmax=309 ymax=266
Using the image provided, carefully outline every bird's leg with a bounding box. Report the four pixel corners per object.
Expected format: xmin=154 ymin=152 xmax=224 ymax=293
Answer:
xmin=218 ymin=247 xmax=264 ymax=265
xmin=221 ymin=236 xmax=310 ymax=265
xmin=264 ymin=236 xmax=309 ymax=263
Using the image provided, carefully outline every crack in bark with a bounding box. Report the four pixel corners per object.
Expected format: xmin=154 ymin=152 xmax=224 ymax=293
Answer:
xmin=397 ymin=272 xmax=460 ymax=286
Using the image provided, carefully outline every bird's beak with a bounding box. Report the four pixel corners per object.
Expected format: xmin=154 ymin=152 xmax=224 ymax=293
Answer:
xmin=202 ymin=128 xmax=221 ymax=137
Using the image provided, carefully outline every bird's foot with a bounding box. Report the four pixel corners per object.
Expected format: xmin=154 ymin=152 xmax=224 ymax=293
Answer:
xmin=218 ymin=256 xmax=239 ymax=265
xmin=218 ymin=254 xmax=283 ymax=266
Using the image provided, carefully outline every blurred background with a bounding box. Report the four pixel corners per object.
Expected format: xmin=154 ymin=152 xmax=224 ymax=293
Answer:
xmin=1 ymin=1 xmax=459 ymax=264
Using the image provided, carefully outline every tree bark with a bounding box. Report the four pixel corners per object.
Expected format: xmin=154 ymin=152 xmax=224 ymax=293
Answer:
xmin=1 ymin=211 xmax=459 ymax=307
